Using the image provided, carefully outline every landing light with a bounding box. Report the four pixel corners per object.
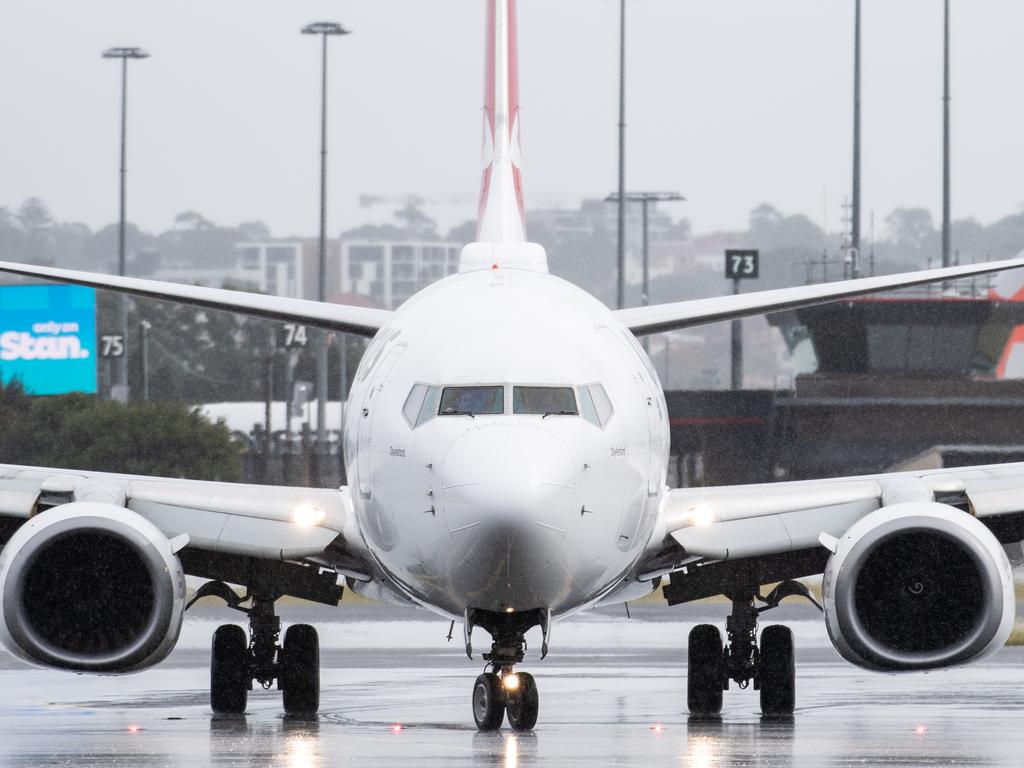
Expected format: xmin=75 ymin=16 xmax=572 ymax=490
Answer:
xmin=127 ymin=724 xmax=142 ymax=734
xmin=505 ymin=607 xmax=514 ymax=614
xmin=502 ymin=673 xmax=520 ymax=692
xmin=291 ymin=502 xmax=326 ymax=528
xmin=390 ymin=723 xmax=405 ymax=734
xmin=649 ymin=723 xmax=665 ymax=733
xmin=685 ymin=502 xmax=715 ymax=528
xmin=915 ymin=725 xmax=928 ymax=736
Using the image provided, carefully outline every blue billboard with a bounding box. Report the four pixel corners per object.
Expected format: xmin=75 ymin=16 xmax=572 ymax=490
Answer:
xmin=0 ymin=285 xmax=97 ymax=395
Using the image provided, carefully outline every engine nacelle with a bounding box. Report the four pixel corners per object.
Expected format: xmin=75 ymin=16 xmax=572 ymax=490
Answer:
xmin=823 ymin=501 xmax=1014 ymax=672
xmin=0 ymin=502 xmax=187 ymax=674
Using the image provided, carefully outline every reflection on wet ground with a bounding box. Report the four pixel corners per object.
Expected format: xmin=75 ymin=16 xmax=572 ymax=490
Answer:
xmin=1 ymin=604 xmax=1023 ymax=766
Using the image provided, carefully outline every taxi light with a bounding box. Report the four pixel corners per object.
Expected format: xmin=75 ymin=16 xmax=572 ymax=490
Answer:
xmin=502 ymin=673 xmax=520 ymax=692
xmin=292 ymin=502 xmax=326 ymax=528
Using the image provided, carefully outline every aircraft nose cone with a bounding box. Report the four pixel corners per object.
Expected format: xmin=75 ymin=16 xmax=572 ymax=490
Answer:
xmin=440 ymin=424 xmax=575 ymax=609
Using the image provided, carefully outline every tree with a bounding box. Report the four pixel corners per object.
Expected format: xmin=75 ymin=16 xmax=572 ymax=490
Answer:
xmin=393 ymin=203 xmax=437 ymax=238
xmin=17 ymin=197 xmax=55 ymax=265
xmin=238 ymin=220 xmax=271 ymax=241
xmin=16 ymin=197 xmax=53 ymax=233
xmin=446 ymin=219 xmax=476 ymax=244
xmin=884 ymin=208 xmax=936 ymax=264
xmin=749 ymin=203 xmax=784 ymax=237
xmin=0 ymin=381 xmax=241 ymax=480
xmin=173 ymin=210 xmax=215 ymax=232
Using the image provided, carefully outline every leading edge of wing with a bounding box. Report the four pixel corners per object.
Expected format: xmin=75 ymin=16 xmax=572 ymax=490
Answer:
xmin=0 ymin=260 xmax=391 ymax=338
xmin=615 ymin=255 xmax=1024 ymax=336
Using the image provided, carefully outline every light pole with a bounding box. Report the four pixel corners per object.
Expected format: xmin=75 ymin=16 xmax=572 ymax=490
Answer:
xmin=942 ymin=0 xmax=951 ymax=269
xmin=102 ymin=46 xmax=149 ymax=400
xmin=139 ymin=320 xmax=152 ymax=401
xmin=301 ymin=21 xmax=351 ymax=475
xmin=616 ymin=0 xmax=627 ymax=310
xmin=851 ymin=0 xmax=862 ymax=276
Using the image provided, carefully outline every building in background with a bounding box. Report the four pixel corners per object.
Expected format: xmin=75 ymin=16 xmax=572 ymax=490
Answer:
xmin=340 ymin=240 xmax=461 ymax=309
xmin=234 ymin=242 xmax=306 ymax=298
xmin=140 ymin=240 xmax=340 ymax=300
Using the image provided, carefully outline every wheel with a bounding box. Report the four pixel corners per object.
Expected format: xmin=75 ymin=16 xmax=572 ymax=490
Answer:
xmin=472 ymin=672 xmax=505 ymax=730
xmin=759 ymin=625 xmax=795 ymax=717
xmin=687 ymin=624 xmax=724 ymax=717
xmin=505 ymin=672 xmax=539 ymax=731
xmin=211 ymin=624 xmax=249 ymax=715
xmin=281 ymin=624 xmax=320 ymax=715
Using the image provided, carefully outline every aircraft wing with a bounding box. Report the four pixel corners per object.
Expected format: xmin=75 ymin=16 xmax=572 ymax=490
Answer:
xmin=615 ymin=256 xmax=1024 ymax=336
xmin=0 ymin=261 xmax=391 ymax=338
xmin=0 ymin=463 xmax=374 ymax=597
xmin=637 ymin=461 xmax=1024 ymax=585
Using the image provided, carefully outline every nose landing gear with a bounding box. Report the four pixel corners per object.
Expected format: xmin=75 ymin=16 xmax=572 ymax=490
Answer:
xmin=467 ymin=608 xmax=544 ymax=731
xmin=472 ymin=640 xmax=540 ymax=731
xmin=687 ymin=581 xmax=816 ymax=718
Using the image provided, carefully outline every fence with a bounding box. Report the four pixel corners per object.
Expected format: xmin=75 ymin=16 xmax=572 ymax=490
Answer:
xmin=237 ymin=422 xmax=346 ymax=488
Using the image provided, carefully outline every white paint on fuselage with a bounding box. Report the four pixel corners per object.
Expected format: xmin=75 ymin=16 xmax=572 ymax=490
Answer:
xmin=343 ymin=266 xmax=670 ymax=620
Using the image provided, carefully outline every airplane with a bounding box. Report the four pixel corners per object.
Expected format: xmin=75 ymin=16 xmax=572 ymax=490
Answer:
xmin=1 ymin=0 xmax=1024 ymax=732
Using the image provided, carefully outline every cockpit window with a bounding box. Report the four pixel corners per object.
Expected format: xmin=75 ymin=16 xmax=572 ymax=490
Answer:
xmin=580 ymin=383 xmax=613 ymax=427
xmin=402 ymin=384 xmax=428 ymax=427
xmin=416 ymin=386 xmax=442 ymax=426
xmin=439 ymin=386 xmax=504 ymax=416
xmin=578 ymin=386 xmax=600 ymax=426
xmin=513 ymin=386 xmax=578 ymax=416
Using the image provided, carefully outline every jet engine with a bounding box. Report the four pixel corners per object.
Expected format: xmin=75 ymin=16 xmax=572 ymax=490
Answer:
xmin=823 ymin=501 xmax=1014 ymax=672
xmin=0 ymin=502 xmax=187 ymax=673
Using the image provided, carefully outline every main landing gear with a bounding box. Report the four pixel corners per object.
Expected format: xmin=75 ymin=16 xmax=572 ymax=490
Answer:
xmin=190 ymin=581 xmax=320 ymax=717
xmin=466 ymin=608 xmax=546 ymax=731
xmin=687 ymin=581 xmax=818 ymax=719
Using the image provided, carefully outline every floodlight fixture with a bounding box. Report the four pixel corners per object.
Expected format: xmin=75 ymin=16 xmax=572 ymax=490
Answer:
xmin=301 ymin=22 xmax=350 ymax=36
xmin=102 ymin=47 xmax=150 ymax=60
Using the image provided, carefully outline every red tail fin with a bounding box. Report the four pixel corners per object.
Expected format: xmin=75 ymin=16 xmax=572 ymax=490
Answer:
xmin=476 ymin=0 xmax=526 ymax=243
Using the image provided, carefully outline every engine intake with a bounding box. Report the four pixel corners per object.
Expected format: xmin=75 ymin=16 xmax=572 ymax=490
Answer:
xmin=823 ymin=502 xmax=1014 ymax=672
xmin=0 ymin=502 xmax=186 ymax=673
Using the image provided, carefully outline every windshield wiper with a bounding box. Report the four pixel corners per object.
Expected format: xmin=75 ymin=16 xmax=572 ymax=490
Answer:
xmin=542 ymin=411 xmax=577 ymax=419
xmin=441 ymin=408 xmax=475 ymax=418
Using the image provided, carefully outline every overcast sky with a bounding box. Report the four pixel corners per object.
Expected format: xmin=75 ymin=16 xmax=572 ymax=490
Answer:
xmin=2 ymin=1 xmax=1023 ymax=239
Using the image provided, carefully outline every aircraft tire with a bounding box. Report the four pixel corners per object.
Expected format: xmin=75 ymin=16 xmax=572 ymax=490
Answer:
xmin=687 ymin=624 xmax=724 ymax=717
xmin=505 ymin=672 xmax=539 ymax=731
xmin=211 ymin=624 xmax=249 ymax=715
xmin=472 ymin=673 xmax=506 ymax=730
xmin=759 ymin=625 xmax=795 ymax=717
xmin=281 ymin=624 xmax=320 ymax=715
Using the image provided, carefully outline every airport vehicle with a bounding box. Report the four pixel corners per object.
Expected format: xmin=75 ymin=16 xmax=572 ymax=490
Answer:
xmin=2 ymin=0 xmax=1024 ymax=731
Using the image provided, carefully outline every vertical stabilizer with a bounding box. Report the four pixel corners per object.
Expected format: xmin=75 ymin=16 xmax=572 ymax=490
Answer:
xmin=476 ymin=0 xmax=526 ymax=244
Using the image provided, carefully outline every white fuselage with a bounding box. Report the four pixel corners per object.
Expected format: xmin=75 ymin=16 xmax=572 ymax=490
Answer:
xmin=342 ymin=266 xmax=670 ymax=620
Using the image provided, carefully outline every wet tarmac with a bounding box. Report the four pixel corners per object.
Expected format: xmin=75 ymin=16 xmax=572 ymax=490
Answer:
xmin=1 ymin=603 xmax=1023 ymax=766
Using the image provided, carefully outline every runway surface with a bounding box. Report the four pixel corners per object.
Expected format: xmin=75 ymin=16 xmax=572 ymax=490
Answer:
xmin=1 ymin=602 xmax=1023 ymax=767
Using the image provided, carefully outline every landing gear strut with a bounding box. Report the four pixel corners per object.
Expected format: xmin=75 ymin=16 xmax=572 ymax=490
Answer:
xmin=192 ymin=581 xmax=320 ymax=716
xmin=466 ymin=609 xmax=544 ymax=731
xmin=687 ymin=581 xmax=815 ymax=718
